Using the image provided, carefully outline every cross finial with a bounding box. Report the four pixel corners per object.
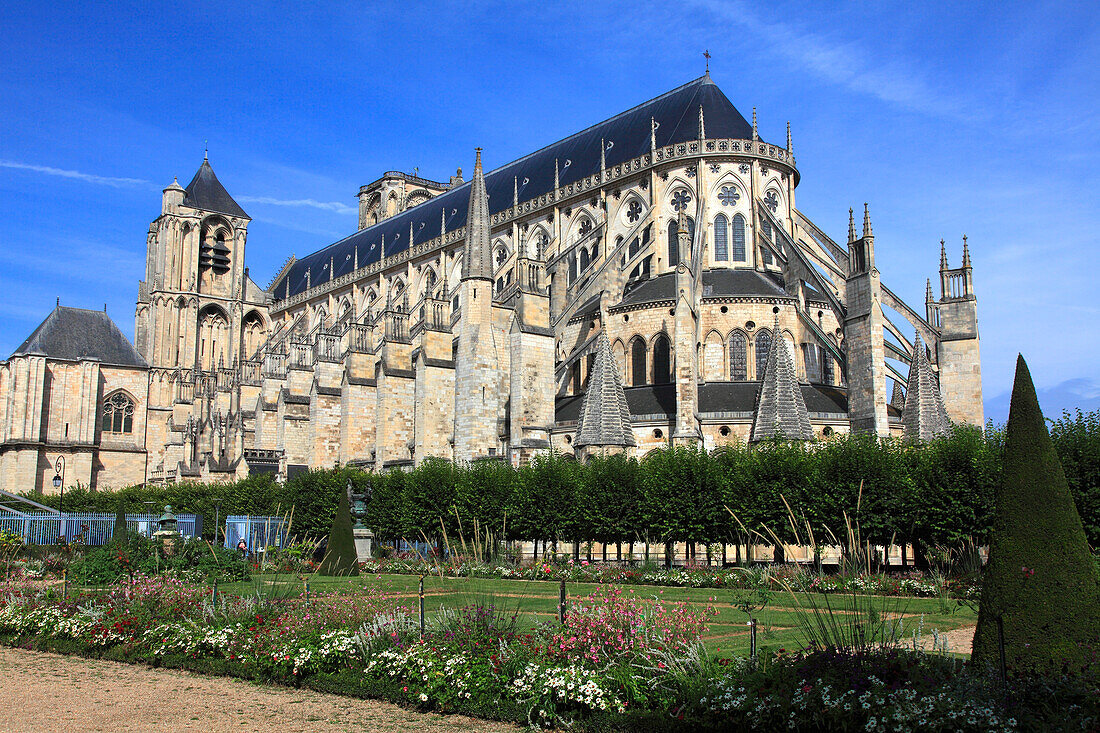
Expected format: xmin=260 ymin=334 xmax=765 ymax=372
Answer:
xmin=203 ymin=140 xmax=208 ymax=162
xmin=704 ymin=49 xmax=711 ymax=75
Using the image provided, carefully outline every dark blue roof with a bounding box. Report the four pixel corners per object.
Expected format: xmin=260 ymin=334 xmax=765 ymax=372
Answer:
xmin=274 ymin=76 xmax=757 ymax=300
xmin=184 ymin=159 xmax=249 ymax=219
xmin=11 ymin=305 xmax=148 ymax=368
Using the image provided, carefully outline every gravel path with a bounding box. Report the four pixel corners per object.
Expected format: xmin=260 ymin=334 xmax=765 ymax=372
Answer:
xmin=0 ymin=646 xmax=519 ymax=733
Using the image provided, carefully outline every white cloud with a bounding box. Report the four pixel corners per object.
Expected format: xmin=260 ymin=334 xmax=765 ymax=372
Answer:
xmin=237 ymin=195 xmax=357 ymax=215
xmin=688 ymin=0 xmax=972 ymax=121
xmin=0 ymin=159 xmax=153 ymax=188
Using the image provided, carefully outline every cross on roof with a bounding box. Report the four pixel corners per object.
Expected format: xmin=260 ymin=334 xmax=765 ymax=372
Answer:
xmin=704 ymin=50 xmax=711 ymax=74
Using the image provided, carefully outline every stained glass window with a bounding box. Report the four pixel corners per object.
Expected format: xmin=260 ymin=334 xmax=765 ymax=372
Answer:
xmin=671 ymin=189 xmax=692 ymax=212
xmin=764 ymin=190 xmax=779 ymax=212
xmin=627 ymin=200 xmax=642 ymax=223
xmin=631 ymin=338 xmax=647 ymax=386
xmin=732 ymin=214 xmax=746 ymax=261
xmin=729 ymin=332 xmax=747 ymax=380
xmin=719 ymin=186 xmax=740 ymax=206
xmin=714 ymin=214 xmax=729 ymax=261
xmin=101 ymin=392 xmax=134 ymax=434
xmin=755 ymin=330 xmax=772 ymax=380
xmin=578 ymin=218 xmax=593 ymax=238
xmin=667 ymin=219 xmax=679 ymax=267
xmin=653 ymin=334 xmax=672 ymax=385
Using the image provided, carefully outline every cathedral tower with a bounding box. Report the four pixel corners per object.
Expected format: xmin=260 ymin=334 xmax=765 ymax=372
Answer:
xmin=934 ymin=238 xmax=983 ymax=426
xmin=453 ymin=149 xmax=502 ymax=462
xmin=843 ymin=205 xmax=890 ymax=435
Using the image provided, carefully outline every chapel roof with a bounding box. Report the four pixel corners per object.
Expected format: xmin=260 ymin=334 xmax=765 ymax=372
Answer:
xmin=273 ymin=76 xmax=758 ymax=300
xmin=183 ymin=158 xmax=249 ymax=219
xmin=10 ymin=305 xmax=148 ymax=368
xmin=619 ymin=268 xmax=789 ymax=307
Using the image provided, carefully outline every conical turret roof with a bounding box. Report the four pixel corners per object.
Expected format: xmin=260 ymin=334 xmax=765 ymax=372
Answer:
xmin=462 ymin=148 xmax=493 ymax=281
xmin=751 ymin=317 xmax=812 ymax=442
xmin=902 ymin=332 xmax=951 ymax=441
xmin=574 ymin=333 xmax=635 ymax=448
xmin=183 ymin=157 xmax=249 ymax=219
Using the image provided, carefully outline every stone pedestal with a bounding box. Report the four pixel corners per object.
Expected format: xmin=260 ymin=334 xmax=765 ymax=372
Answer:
xmin=353 ymin=527 xmax=374 ymax=561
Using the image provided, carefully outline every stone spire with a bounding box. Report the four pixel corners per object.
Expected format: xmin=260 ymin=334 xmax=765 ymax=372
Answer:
xmin=574 ymin=333 xmax=635 ymax=450
xmin=461 ymin=148 xmax=492 ymax=282
xmin=940 ymin=239 xmax=948 ymax=270
xmin=862 ymin=202 xmax=873 ymax=239
xmin=751 ymin=315 xmax=813 ymax=442
xmin=786 ymin=121 xmax=793 ymax=156
xmin=962 ymin=234 xmax=971 ymax=268
xmin=752 ymin=107 xmax=758 ymax=141
xmin=902 ymin=331 xmax=951 ymax=441
xmin=698 ymin=105 xmax=706 ymax=140
xmin=891 ymin=380 xmax=906 ymax=409
xmin=848 ymin=208 xmax=857 ymax=244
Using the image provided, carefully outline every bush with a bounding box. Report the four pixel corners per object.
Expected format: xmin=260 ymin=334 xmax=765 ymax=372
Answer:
xmin=973 ymin=356 xmax=1100 ymax=676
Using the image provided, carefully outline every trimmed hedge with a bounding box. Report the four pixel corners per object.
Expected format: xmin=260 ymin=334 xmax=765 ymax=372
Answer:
xmin=973 ymin=357 xmax=1100 ymax=675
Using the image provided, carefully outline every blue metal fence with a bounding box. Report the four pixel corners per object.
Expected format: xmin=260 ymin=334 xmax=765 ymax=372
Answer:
xmin=0 ymin=512 xmax=199 ymax=546
xmin=223 ymin=515 xmax=292 ymax=553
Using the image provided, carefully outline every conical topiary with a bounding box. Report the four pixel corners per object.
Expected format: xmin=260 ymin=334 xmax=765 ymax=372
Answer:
xmin=317 ymin=482 xmax=360 ymax=577
xmin=111 ymin=498 xmax=128 ymax=544
xmin=972 ymin=355 xmax=1100 ymax=675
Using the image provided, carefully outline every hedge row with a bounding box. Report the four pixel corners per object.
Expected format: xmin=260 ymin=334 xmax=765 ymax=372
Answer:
xmin=23 ymin=411 xmax=1100 ymax=559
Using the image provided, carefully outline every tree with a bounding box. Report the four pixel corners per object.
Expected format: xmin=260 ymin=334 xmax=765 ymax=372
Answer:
xmin=111 ymin=497 xmax=128 ymax=544
xmin=1049 ymin=409 xmax=1100 ymax=548
xmin=578 ymin=453 xmax=642 ymax=560
xmin=642 ymin=446 xmax=722 ymax=566
xmin=455 ymin=459 xmax=515 ymax=542
xmin=972 ymin=356 xmax=1100 ymax=675
xmin=402 ymin=457 xmax=457 ymax=555
xmin=508 ymin=452 xmax=577 ymax=556
xmin=317 ymin=481 xmax=359 ymax=577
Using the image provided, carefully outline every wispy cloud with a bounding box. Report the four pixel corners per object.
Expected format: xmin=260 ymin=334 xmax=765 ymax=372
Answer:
xmin=0 ymin=159 xmax=153 ymax=188
xmin=237 ymin=195 xmax=356 ymax=215
xmin=688 ymin=0 xmax=972 ymax=121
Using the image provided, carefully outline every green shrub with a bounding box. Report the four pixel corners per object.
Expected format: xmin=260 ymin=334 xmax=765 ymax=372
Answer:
xmin=973 ymin=356 xmax=1100 ymax=676
xmin=317 ymin=481 xmax=359 ymax=577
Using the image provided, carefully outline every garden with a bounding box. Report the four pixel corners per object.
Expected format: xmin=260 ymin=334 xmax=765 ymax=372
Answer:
xmin=1 ymin=358 xmax=1097 ymax=730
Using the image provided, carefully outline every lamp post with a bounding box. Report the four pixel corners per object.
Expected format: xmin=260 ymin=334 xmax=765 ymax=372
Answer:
xmin=213 ymin=499 xmax=223 ymax=547
xmin=52 ymin=456 xmax=65 ymax=542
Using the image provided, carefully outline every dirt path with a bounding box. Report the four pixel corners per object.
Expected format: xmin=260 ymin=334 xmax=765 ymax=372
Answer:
xmin=0 ymin=647 xmax=519 ymax=733
xmin=915 ymin=624 xmax=975 ymax=655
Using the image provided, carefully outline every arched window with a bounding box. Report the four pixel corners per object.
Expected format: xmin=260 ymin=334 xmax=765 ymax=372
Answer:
xmin=667 ymin=219 xmax=679 ymax=267
xmin=579 ymin=246 xmax=590 ymax=272
xmin=666 ymin=217 xmax=694 ymax=267
xmin=568 ymin=255 xmax=577 ymax=284
xmin=732 ymin=214 xmax=746 ymax=261
xmin=653 ymin=334 xmax=672 ymax=384
xmin=760 ymin=218 xmax=774 ymax=265
xmin=628 ymin=236 xmax=640 ymax=259
xmin=755 ymin=330 xmax=772 ymax=380
xmin=729 ymin=332 xmax=748 ymax=380
xmin=714 ymin=214 xmax=729 ymax=261
xmin=101 ymin=392 xmax=135 ymax=434
xmin=630 ymin=338 xmax=647 ymax=386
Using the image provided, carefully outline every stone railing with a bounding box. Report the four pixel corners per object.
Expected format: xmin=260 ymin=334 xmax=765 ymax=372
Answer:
xmin=273 ymin=137 xmax=797 ymax=313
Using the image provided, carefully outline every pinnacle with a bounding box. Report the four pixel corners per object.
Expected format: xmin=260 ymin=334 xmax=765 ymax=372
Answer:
xmin=862 ymin=203 xmax=873 ymax=238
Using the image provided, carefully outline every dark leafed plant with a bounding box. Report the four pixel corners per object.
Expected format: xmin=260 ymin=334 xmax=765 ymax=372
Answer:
xmin=972 ymin=355 xmax=1100 ymax=676
xmin=317 ymin=480 xmax=359 ymax=577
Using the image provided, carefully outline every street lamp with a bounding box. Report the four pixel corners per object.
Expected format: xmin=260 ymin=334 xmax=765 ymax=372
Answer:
xmin=52 ymin=455 xmax=65 ymax=542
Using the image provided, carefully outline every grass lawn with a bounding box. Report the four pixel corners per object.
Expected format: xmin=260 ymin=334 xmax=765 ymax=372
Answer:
xmin=218 ymin=573 xmax=978 ymax=656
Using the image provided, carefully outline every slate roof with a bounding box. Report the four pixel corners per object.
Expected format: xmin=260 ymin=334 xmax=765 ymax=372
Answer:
xmin=620 ymin=269 xmax=789 ymax=307
xmin=574 ymin=334 xmax=635 ymax=448
xmin=183 ymin=158 xmax=249 ymax=219
xmin=10 ymin=305 xmax=147 ymax=367
xmin=556 ymin=382 xmax=849 ymax=423
xmin=751 ymin=318 xmax=813 ymax=441
xmin=902 ymin=332 xmax=951 ymax=441
xmin=274 ymin=76 xmax=759 ymax=300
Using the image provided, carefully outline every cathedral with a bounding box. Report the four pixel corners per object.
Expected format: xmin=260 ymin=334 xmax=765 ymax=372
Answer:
xmin=0 ymin=75 xmax=982 ymax=492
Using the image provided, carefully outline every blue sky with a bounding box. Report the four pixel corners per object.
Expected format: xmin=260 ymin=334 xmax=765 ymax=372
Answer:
xmin=1 ymin=1 xmax=1097 ymax=423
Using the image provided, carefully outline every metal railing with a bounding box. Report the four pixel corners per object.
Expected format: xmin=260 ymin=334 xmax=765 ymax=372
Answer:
xmin=223 ymin=515 xmax=293 ymax=553
xmin=0 ymin=512 xmax=199 ymax=546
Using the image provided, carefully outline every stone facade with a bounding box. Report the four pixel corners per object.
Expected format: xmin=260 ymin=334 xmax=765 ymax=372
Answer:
xmin=0 ymin=75 xmax=984 ymax=493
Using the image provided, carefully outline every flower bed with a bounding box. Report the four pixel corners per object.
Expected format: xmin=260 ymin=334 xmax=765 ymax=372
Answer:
xmin=0 ymin=575 xmax=1088 ymax=730
xmin=358 ymin=557 xmax=979 ymax=599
